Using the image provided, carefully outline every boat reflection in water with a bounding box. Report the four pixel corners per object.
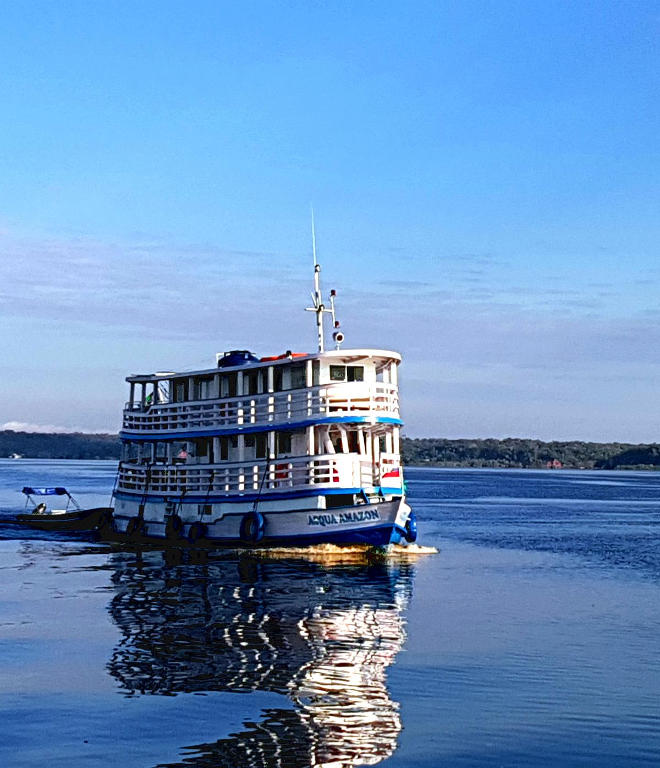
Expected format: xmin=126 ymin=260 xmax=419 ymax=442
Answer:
xmin=107 ymin=548 xmax=415 ymax=767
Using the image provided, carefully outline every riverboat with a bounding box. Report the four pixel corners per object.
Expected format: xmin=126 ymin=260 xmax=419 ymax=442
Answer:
xmin=112 ymin=247 xmax=416 ymax=547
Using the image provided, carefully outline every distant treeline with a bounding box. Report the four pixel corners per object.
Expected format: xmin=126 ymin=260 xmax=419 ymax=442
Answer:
xmin=2 ymin=430 xmax=659 ymax=470
xmin=401 ymin=437 xmax=660 ymax=470
xmin=0 ymin=431 xmax=120 ymax=460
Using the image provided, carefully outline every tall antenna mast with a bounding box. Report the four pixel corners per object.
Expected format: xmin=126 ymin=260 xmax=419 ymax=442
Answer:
xmin=305 ymin=210 xmax=344 ymax=352
xmin=311 ymin=206 xmax=318 ymax=267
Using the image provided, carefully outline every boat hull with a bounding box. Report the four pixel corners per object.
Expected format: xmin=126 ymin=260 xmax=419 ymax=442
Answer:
xmin=13 ymin=507 xmax=113 ymax=532
xmin=110 ymin=497 xmax=410 ymax=547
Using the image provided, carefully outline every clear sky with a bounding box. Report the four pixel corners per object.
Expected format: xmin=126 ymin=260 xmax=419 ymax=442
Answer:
xmin=0 ymin=1 xmax=658 ymax=441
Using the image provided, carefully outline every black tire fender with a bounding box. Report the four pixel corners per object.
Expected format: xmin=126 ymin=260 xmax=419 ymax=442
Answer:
xmin=240 ymin=511 xmax=265 ymax=544
xmin=126 ymin=517 xmax=143 ymax=537
xmin=404 ymin=511 xmax=418 ymax=543
xmin=165 ymin=514 xmax=183 ymax=539
xmin=187 ymin=521 xmax=207 ymax=543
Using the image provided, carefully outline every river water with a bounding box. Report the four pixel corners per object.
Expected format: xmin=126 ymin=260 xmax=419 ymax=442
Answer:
xmin=0 ymin=460 xmax=659 ymax=767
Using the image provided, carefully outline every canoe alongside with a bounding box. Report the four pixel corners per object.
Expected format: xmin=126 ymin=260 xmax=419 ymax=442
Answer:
xmin=14 ymin=506 xmax=113 ymax=532
xmin=14 ymin=486 xmax=112 ymax=534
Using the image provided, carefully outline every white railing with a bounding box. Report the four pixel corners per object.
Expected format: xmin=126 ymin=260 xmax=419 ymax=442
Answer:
xmin=121 ymin=383 xmax=399 ymax=434
xmin=116 ymin=453 xmax=372 ymax=497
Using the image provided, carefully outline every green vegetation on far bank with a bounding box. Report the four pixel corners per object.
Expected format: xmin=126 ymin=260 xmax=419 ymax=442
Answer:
xmin=401 ymin=437 xmax=660 ymax=470
xmin=1 ymin=430 xmax=659 ymax=470
xmin=0 ymin=431 xmax=120 ymax=460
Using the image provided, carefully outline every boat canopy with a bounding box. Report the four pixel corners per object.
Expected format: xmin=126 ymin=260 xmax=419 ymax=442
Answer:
xmin=22 ymin=487 xmax=69 ymax=496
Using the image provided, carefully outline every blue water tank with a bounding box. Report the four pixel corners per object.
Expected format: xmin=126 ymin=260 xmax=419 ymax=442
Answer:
xmin=217 ymin=350 xmax=259 ymax=368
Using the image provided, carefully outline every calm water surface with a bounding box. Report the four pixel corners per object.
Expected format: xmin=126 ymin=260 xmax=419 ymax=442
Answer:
xmin=1 ymin=460 xmax=659 ymax=767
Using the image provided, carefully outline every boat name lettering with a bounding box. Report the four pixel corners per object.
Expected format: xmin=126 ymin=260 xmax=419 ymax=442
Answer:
xmin=307 ymin=509 xmax=380 ymax=527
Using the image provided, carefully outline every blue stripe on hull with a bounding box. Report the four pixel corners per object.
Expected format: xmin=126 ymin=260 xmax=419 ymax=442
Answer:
xmin=260 ymin=524 xmax=397 ymax=547
xmin=120 ymin=415 xmax=403 ymax=441
xmin=114 ymin=488 xmax=401 ymax=504
xmin=114 ymin=488 xmax=365 ymax=504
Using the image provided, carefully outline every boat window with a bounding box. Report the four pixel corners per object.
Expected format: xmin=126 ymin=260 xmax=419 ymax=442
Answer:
xmin=273 ymin=366 xmax=283 ymax=391
xmin=219 ymin=373 xmax=237 ymax=398
xmin=195 ymin=376 xmax=214 ymax=400
xmin=123 ymin=443 xmax=139 ymax=462
xmin=173 ymin=443 xmax=190 ymax=463
xmin=312 ymin=360 xmax=320 ymax=386
xmin=277 ymin=431 xmax=292 ymax=454
xmin=219 ymin=437 xmax=229 ymax=460
xmin=347 ymin=366 xmax=364 ymax=382
xmin=155 ymin=443 xmax=167 ymax=462
xmin=174 ymin=379 xmax=188 ymax=402
xmin=255 ymin=434 xmax=267 ymax=459
xmin=194 ymin=438 xmax=209 ymax=458
xmin=244 ymin=433 xmax=267 ymax=459
xmin=330 ymin=365 xmax=345 ymax=381
xmin=326 ymin=494 xmax=355 ymax=508
xmin=330 ymin=428 xmax=343 ymax=453
xmin=289 ymin=363 xmax=306 ymax=389
xmin=244 ymin=370 xmax=260 ymax=396
xmin=199 ymin=504 xmax=213 ymax=516
xmin=157 ymin=381 xmax=170 ymax=404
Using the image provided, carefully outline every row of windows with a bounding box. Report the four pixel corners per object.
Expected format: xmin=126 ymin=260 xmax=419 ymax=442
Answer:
xmin=123 ymin=431 xmax=295 ymax=462
xmin=329 ymin=365 xmax=364 ymax=382
xmin=170 ymin=363 xmax=316 ymax=402
xmin=167 ymin=363 xmax=366 ymax=402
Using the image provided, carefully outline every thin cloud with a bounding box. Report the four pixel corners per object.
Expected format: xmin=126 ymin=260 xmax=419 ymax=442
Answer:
xmin=1 ymin=421 xmax=105 ymax=434
xmin=0 ymin=229 xmax=303 ymax=338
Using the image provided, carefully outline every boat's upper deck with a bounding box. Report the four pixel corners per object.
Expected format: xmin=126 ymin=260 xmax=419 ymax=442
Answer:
xmin=121 ymin=349 xmax=402 ymax=439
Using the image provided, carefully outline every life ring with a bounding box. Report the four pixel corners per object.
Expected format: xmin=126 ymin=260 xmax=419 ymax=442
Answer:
xmin=332 ymin=466 xmax=340 ymax=483
xmin=240 ymin=510 xmax=265 ymax=543
xmin=275 ymin=463 xmax=289 ymax=480
xmin=126 ymin=517 xmax=143 ymax=536
xmin=165 ymin=514 xmax=183 ymax=539
xmin=404 ymin=511 xmax=418 ymax=543
xmin=187 ymin=521 xmax=207 ymax=543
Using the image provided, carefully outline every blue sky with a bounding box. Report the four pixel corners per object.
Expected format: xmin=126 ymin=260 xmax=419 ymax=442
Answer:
xmin=0 ymin=1 xmax=658 ymax=441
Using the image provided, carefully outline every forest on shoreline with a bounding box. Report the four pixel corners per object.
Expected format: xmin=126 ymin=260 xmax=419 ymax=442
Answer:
xmin=1 ymin=430 xmax=659 ymax=470
xmin=402 ymin=437 xmax=660 ymax=470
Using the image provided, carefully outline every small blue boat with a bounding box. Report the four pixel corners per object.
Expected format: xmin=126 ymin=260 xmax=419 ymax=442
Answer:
xmin=15 ymin=487 xmax=112 ymax=532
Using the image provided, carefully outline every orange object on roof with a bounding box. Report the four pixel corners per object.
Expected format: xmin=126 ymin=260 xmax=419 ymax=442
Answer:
xmin=259 ymin=352 xmax=308 ymax=362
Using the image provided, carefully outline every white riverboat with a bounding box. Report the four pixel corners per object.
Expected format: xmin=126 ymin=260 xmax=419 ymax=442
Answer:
xmin=112 ymin=251 xmax=416 ymax=547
